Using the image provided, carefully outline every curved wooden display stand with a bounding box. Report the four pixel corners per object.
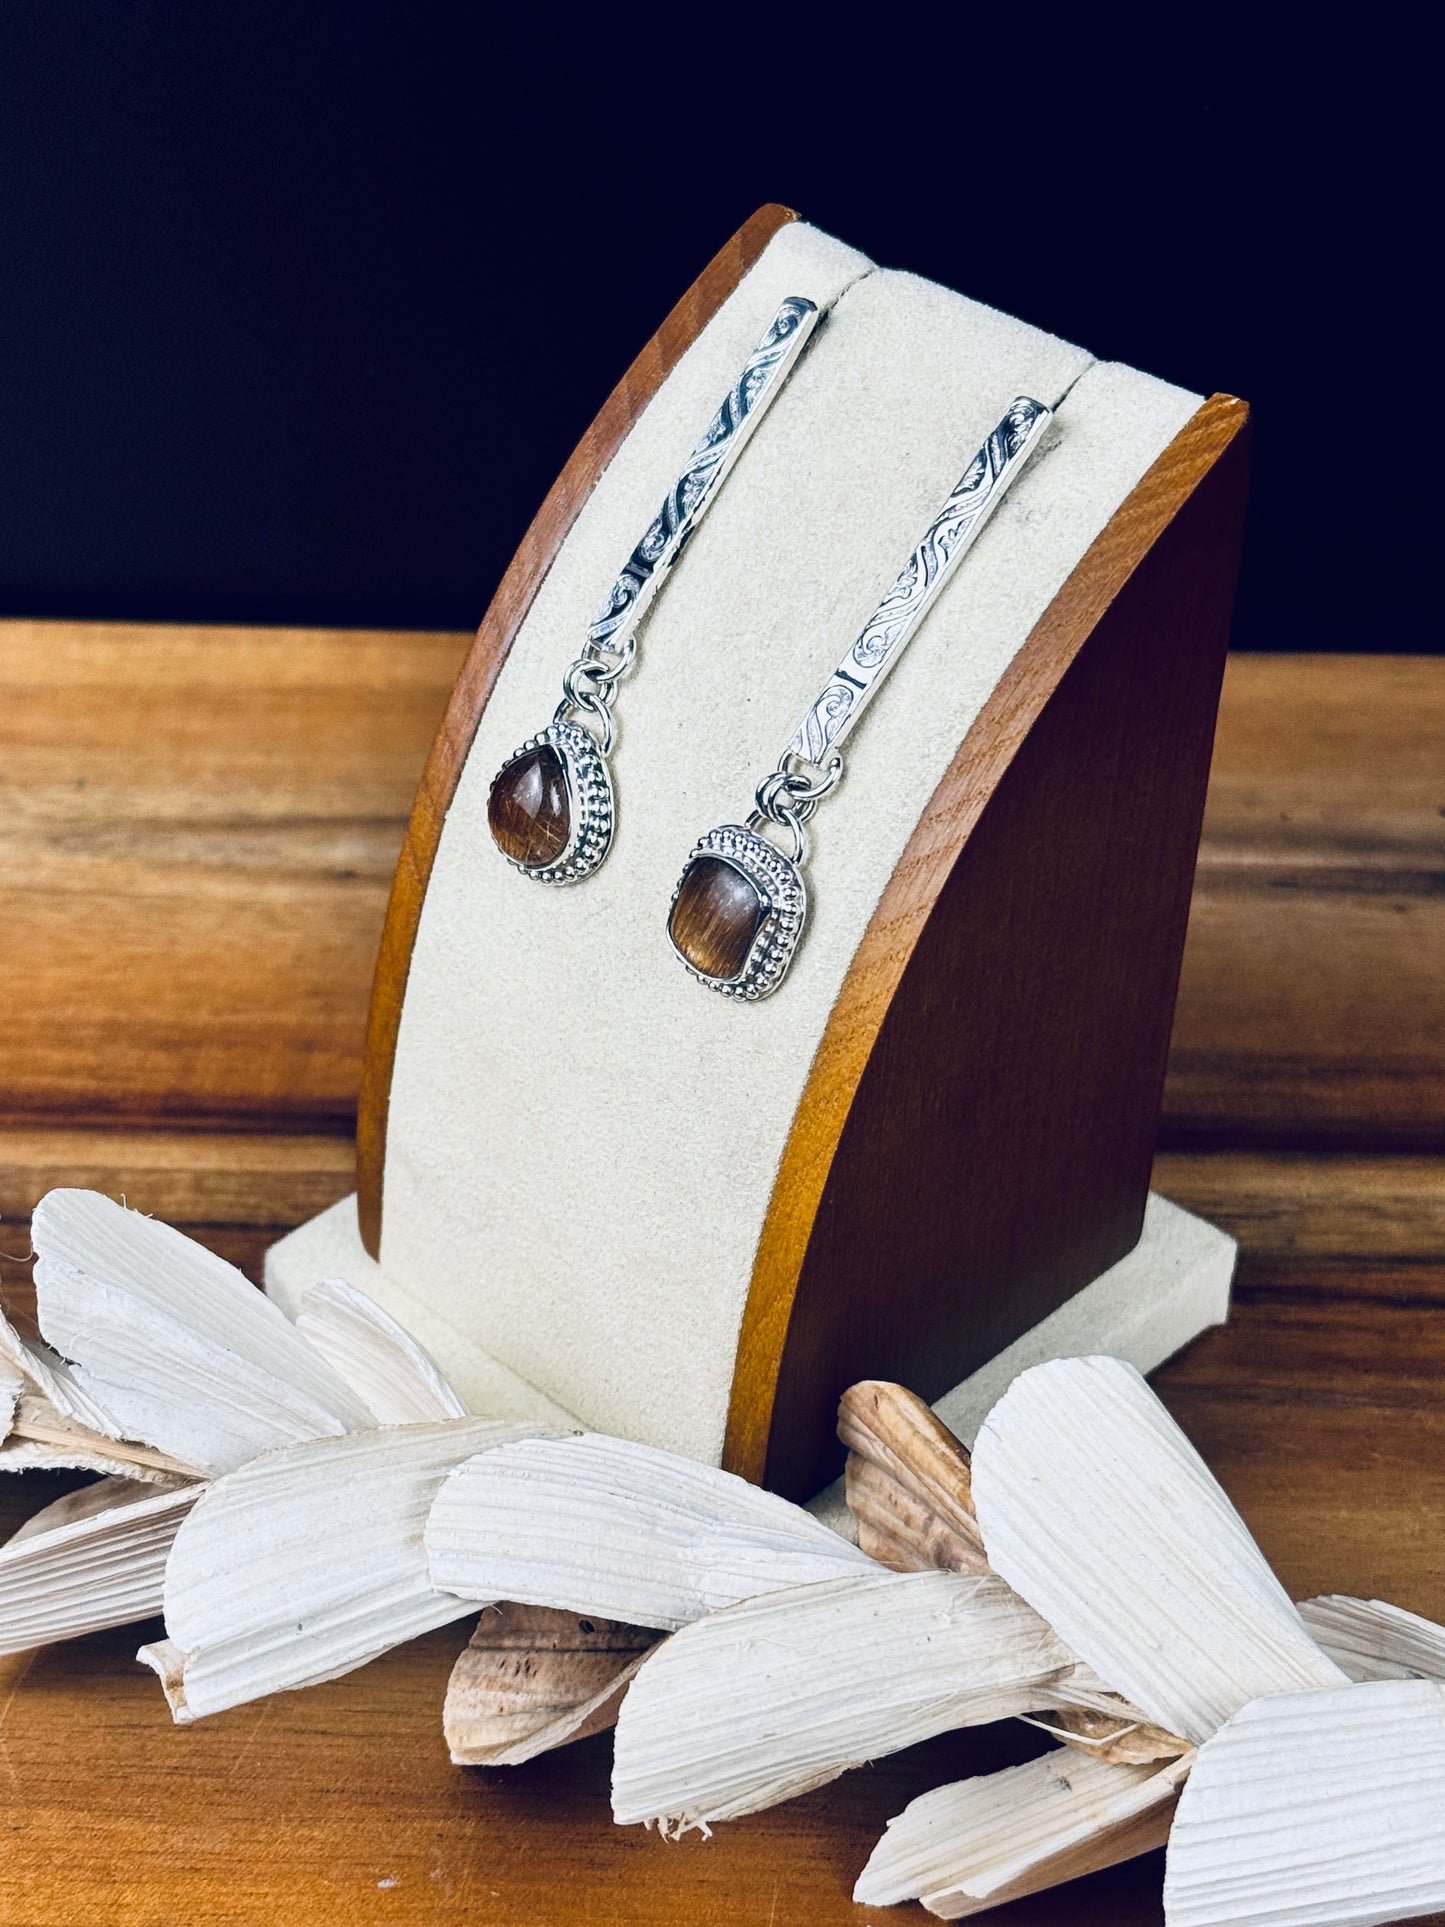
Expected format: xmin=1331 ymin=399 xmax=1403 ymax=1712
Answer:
xmin=357 ymin=205 xmax=1250 ymax=1501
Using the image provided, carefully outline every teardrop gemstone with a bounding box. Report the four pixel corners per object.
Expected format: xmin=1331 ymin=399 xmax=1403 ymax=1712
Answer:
xmin=488 ymin=746 xmax=572 ymax=867
xmin=669 ymin=855 xmax=765 ymax=981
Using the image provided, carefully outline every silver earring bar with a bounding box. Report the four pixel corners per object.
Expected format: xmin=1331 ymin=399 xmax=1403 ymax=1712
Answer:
xmin=487 ymin=295 xmax=822 ymax=884
xmin=667 ymin=395 xmax=1053 ymax=999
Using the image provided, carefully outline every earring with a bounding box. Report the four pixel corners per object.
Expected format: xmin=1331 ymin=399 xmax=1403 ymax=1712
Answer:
xmin=487 ymin=296 xmax=822 ymax=884
xmin=667 ymin=396 xmax=1053 ymax=999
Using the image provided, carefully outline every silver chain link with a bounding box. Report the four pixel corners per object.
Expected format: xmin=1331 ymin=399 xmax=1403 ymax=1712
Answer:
xmin=748 ymin=750 xmax=845 ymax=863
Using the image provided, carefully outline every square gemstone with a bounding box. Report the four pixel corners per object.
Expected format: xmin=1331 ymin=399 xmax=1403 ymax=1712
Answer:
xmin=668 ymin=854 xmax=767 ymax=982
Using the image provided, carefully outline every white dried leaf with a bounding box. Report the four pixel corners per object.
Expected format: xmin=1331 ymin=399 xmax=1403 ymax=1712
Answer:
xmin=856 ymin=1745 xmax=1193 ymax=1917
xmin=611 ymin=1568 xmax=1096 ymax=1832
xmin=32 ymin=1188 xmax=374 ymax=1475
xmin=1 ymin=1299 xmax=123 ymax=1439
xmin=295 ymin=1276 xmax=470 ymax=1424
xmin=1 ymin=1435 xmax=164 ymax=1478
xmin=970 ymin=1357 xmax=1345 ymax=1743
xmin=1164 ymin=1680 xmax=1445 ymax=1927
xmin=151 ymin=1419 xmax=556 ymax=1721
xmin=1 ymin=1474 xmax=199 ymax=1656
xmin=426 ymin=1432 xmax=875 ymax=1630
xmin=1298 ymin=1594 xmax=1445 ymax=1683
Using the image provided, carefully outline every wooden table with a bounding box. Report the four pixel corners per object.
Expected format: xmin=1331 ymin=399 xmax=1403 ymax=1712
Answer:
xmin=1 ymin=625 xmax=1441 ymax=1926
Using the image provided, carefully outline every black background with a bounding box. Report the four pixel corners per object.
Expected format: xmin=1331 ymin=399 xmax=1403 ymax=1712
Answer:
xmin=0 ymin=7 xmax=1432 ymax=649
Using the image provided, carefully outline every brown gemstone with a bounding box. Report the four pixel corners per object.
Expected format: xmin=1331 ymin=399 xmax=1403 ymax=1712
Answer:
xmin=488 ymin=746 xmax=571 ymax=867
xmin=669 ymin=855 xmax=765 ymax=980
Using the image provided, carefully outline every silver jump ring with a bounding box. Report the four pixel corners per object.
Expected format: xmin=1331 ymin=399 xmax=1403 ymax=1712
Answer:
xmin=754 ymin=768 xmax=797 ymax=821
xmin=781 ymin=751 xmax=844 ymax=809
xmin=582 ymin=637 xmax=634 ymax=682
xmin=561 ymin=660 xmax=607 ymax=708
xmin=553 ymin=691 xmax=616 ymax=756
xmin=745 ymin=803 xmax=807 ymax=866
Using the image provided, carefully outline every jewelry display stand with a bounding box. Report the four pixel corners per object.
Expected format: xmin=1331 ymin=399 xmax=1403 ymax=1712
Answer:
xmin=267 ymin=206 xmax=1249 ymax=1502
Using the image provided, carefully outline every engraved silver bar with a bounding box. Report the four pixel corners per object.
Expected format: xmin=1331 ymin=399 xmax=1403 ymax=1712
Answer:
xmin=585 ymin=295 xmax=821 ymax=662
xmin=785 ymin=395 xmax=1052 ymax=765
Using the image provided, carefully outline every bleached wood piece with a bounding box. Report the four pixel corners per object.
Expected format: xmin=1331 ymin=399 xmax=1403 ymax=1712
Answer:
xmin=295 ymin=1277 xmax=470 ymax=1424
xmin=425 ymin=1433 xmax=874 ymax=1632
xmin=855 ymin=1747 xmax=1193 ymax=1918
xmin=444 ymin=1603 xmax=657 ymax=1766
xmin=838 ymin=1381 xmax=987 ymax=1574
xmin=0 ymin=1475 xmax=199 ymax=1656
xmin=970 ymin=1356 xmax=1346 ymax=1742
xmin=1164 ymin=1681 xmax=1445 ymax=1927
xmin=1298 ymin=1594 xmax=1445 ymax=1683
xmin=145 ymin=1418 xmax=556 ymax=1721
xmin=610 ymin=1568 xmax=1112 ymax=1832
xmin=31 ymin=1189 xmax=373 ymax=1474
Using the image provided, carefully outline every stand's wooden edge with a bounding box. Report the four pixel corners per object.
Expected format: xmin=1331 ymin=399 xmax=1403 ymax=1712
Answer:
xmin=721 ymin=391 xmax=1252 ymax=1485
xmin=355 ymin=204 xmax=797 ymax=1257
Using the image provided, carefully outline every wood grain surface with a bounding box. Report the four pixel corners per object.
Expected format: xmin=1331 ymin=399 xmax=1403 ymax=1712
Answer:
xmin=1 ymin=629 xmax=1441 ymax=1923
xmin=0 ymin=620 xmax=470 ymax=1133
xmin=1166 ymin=653 xmax=1445 ymax=1147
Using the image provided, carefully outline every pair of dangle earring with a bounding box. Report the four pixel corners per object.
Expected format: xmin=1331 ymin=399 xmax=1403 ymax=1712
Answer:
xmin=486 ymin=295 xmax=821 ymax=884
xmin=487 ymin=292 xmax=1055 ymax=1000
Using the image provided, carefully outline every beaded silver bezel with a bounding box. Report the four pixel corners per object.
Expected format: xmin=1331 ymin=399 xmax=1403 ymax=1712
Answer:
xmin=490 ymin=718 xmax=614 ymax=884
xmin=667 ymin=825 xmax=808 ymax=1000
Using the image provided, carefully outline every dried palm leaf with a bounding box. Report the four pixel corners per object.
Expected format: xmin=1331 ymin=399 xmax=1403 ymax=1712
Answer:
xmin=1298 ymin=1594 xmax=1445 ymax=1683
xmin=31 ymin=1188 xmax=374 ymax=1474
xmin=144 ymin=1418 xmax=556 ymax=1721
xmin=1 ymin=1391 xmax=199 ymax=1482
xmin=295 ymin=1277 xmax=470 ymax=1424
xmin=610 ymin=1568 xmax=1108 ymax=1833
xmin=970 ymin=1357 xmax=1345 ymax=1743
xmin=1 ymin=1297 xmax=122 ymax=1438
xmin=444 ymin=1602 xmax=657 ymax=1765
xmin=1024 ymin=1702 xmax=1190 ymax=1766
xmin=836 ymin=1376 xmax=1184 ymax=1765
xmin=1 ymin=1474 xmax=199 ymax=1656
xmin=1 ymin=1357 xmax=20 ymax=1436
xmin=426 ymin=1432 xmax=874 ymax=1631
xmin=1164 ymin=1680 xmax=1445 ymax=1927
xmin=839 ymin=1380 xmax=987 ymax=1573
xmin=856 ymin=1745 xmax=1193 ymax=1917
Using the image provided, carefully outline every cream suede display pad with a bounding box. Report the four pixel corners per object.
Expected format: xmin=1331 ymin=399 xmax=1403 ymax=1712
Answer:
xmin=303 ymin=223 xmax=1209 ymax=1463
